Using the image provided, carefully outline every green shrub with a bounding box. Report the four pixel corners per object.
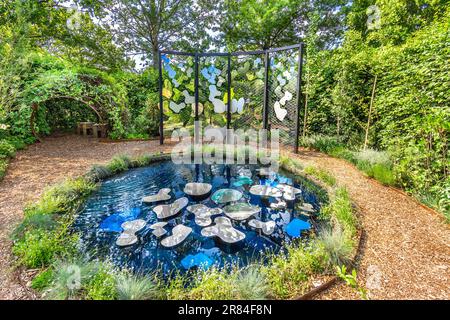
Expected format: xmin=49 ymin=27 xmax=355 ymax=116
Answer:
xmin=304 ymin=166 xmax=336 ymax=187
xmin=31 ymin=269 xmax=54 ymax=291
xmin=371 ymin=163 xmax=395 ymax=185
xmin=116 ymin=273 xmax=160 ymax=300
xmin=87 ymin=165 xmax=112 ymax=181
xmin=187 ymin=267 xmax=236 ymax=300
xmin=353 ymin=149 xmax=391 ymax=166
xmin=263 ymin=242 xmax=327 ymax=299
xmin=0 ymin=139 xmax=15 ymax=158
xmin=6 ymin=137 xmax=27 ymax=150
xmin=0 ymin=159 xmax=8 ymax=179
xmin=85 ymin=266 xmax=117 ymax=300
xmin=13 ymin=230 xmax=69 ymax=268
xmin=331 ymin=188 xmax=357 ymax=236
xmin=129 ymin=154 xmax=153 ymax=168
xmin=106 ymin=155 xmax=131 ymax=174
xmin=11 ymin=213 xmax=56 ymax=241
xmin=300 ymin=135 xmax=344 ymax=154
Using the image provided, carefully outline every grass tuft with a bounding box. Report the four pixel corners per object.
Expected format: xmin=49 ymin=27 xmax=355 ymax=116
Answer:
xmin=304 ymin=166 xmax=336 ymax=187
xmin=234 ymin=266 xmax=268 ymax=300
xmin=317 ymin=225 xmax=354 ymax=267
xmin=116 ymin=273 xmax=161 ymax=300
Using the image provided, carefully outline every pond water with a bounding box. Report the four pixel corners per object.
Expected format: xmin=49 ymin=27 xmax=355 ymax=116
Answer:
xmin=74 ymin=161 xmax=323 ymax=275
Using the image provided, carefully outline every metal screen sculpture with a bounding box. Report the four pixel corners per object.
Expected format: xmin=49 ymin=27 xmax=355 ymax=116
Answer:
xmin=158 ymin=44 xmax=304 ymax=153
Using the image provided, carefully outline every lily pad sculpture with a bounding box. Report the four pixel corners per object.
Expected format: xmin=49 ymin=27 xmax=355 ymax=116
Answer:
xmin=201 ymin=217 xmax=245 ymax=244
xmin=187 ymin=204 xmax=222 ymax=227
xmin=277 ymin=184 xmax=302 ymax=201
xmin=211 ymin=189 xmax=243 ymax=204
xmin=298 ymin=203 xmax=315 ymax=213
xmin=183 ymin=182 xmax=212 ymax=197
xmin=116 ymin=219 xmax=147 ymax=247
xmin=153 ymin=197 xmax=189 ymax=219
xmin=232 ymin=176 xmax=253 ymax=187
xmin=181 ymin=253 xmax=213 ymax=270
xmin=223 ymin=203 xmax=260 ymax=221
xmin=285 ymin=218 xmax=311 ymax=238
xmin=142 ymin=188 xmax=171 ymax=203
xmin=99 ymin=208 xmax=141 ymax=233
xmin=248 ymin=219 xmax=276 ymax=235
xmin=150 ymin=221 xmax=168 ymax=238
xmin=116 ymin=232 xmax=138 ymax=247
xmin=249 ymin=185 xmax=282 ymax=198
xmin=161 ymin=224 xmax=192 ymax=248
xmin=270 ymin=199 xmax=287 ymax=210
xmin=121 ymin=219 xmax=147 ymax=233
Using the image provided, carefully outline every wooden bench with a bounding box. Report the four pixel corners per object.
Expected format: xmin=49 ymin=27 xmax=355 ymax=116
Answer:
xmin=77 ymin=122 xmax=108 ymax=138
xmin=77 ymin=122 xmax=94 ymax=136
xmin=93 ymin=124 xmax=108 ymax=138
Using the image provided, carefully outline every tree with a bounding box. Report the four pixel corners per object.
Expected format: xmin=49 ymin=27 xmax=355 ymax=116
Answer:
xmin=81 ymin=0 xmax=219 ymax=69
xmin=221 ymin=0 xmax=350 ymax=51
xmin=0 ymin=0 xmax=130 ymax=71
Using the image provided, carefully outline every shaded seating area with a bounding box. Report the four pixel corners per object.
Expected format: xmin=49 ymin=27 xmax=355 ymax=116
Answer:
xmin=77 ymin=122 xmax=108 ymax=138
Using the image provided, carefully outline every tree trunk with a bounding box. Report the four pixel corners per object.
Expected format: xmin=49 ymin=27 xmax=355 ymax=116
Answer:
xmin=364 ymin=74 xmax=377 ymax=150
xmin=302 ymin=93 xmax=309 ymax=138
xmin=152 ymin=45 xmax=159 ymax=69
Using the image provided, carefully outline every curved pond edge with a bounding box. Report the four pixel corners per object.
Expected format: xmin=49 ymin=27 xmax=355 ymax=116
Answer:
xmin=12 ymin=149 xmax=362 ymax=300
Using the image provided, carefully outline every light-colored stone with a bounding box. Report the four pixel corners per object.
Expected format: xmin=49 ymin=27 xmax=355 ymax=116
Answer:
xmin=277 ymin=184 xmax=302 ymax=201
xmin=152 ymin=227 xmax=168 ymax=238
xmin=153 ymin=197 xmax=189 ymax=219
xmin=298 ymin=202 xmax=315 ymax=213
xmin=150 ymin=221 xmax=168 ymax=238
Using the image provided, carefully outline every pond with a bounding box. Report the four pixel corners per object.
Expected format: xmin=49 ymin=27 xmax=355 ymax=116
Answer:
xmin=74 ymin=161 xmax=324 ymax=275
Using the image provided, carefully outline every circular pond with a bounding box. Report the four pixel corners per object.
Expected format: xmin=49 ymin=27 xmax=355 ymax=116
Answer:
xmin=74 ymin=161 xmax=324 ymax=275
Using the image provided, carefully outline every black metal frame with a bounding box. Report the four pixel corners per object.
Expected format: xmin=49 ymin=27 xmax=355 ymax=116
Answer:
xmin=158 ymin=43 xmax=305 ymax=153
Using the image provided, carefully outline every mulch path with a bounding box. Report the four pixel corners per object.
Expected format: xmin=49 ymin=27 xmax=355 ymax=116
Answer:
xmin=0 ymin=135 xmax=448 ymax=299
xmin=289 ymin=150 xmax=450 ymax=300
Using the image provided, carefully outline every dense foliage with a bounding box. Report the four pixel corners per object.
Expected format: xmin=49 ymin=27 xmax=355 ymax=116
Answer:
xmin=0 ymin=0 xmax=448 ymax=212
xmin=301 ymin=2 xmax=449 ymax=215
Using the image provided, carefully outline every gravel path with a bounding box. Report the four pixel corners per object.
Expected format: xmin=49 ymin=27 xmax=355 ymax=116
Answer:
xmin=0 ymin=135 xmax=448 ymax=299
xmin=289 ymin=150 xmax=450 ymax=300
